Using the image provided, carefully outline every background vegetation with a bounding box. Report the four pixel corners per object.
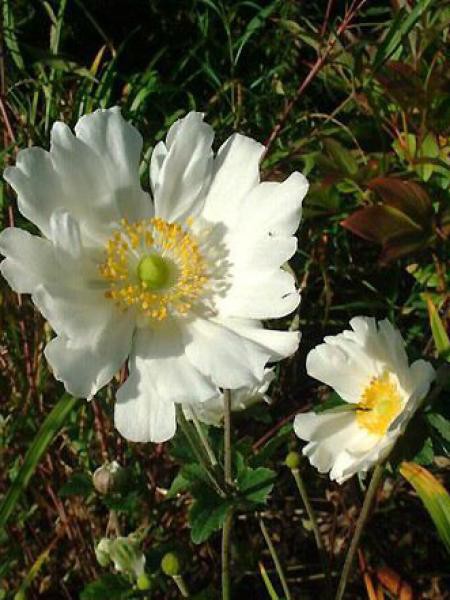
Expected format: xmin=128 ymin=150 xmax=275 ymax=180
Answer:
xmin=0 ymin=0 xmax=449 ymax=598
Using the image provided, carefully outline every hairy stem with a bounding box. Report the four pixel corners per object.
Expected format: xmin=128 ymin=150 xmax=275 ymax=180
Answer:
xmin=222 ymin=390 xmax=233 ymax=600
xmin=335 ymin=464 xmax=384 ymax=600
xmin=259 ymin=517 xmax=292 ymax=600
xmin=173 ymin=574 xmax=190 ymax=598
xmin=176 ymin=407 xmax=225 ymax=498
xmin=291 ymin=468 xmax=332 ymax=598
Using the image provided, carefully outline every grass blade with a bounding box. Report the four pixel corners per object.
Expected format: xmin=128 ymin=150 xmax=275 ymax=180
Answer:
xmin=400 ymin=461 xmax=450 ymax=553
xmin=0 ymin=394 xmax=78 ymax=533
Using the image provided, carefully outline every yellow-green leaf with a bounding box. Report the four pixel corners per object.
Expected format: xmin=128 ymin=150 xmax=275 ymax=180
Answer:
xmin=400 ymin=462 xmax=450 ymax=553
xmin=424 ymin=294 xmax=450 ymax=360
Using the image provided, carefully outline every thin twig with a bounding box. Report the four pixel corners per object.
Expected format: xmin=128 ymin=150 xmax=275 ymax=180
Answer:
xmin=262 ymin=0 xmax=367 ymax=159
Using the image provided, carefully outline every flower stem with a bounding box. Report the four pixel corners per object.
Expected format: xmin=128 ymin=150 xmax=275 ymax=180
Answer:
xmin=335 ymin=463 xmax=384 ymax=600
xmin=176 ymin=407 xmax=225 ymax=498
xmin=173 ymin=574 xmax=190 ymax=598
xmin=259 ymin=517 xmax=292 ymax=600
xmin=291 ymin=468 xmax=332 ymax=598
xmin=222 ymin=389 xmax=233 ymax=600
xmin=191 ymin=410 xmax=218 ymax=466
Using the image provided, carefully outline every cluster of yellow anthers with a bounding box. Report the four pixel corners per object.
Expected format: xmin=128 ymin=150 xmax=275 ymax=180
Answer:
xmin=99 ymin=217 xmax=209 ymax=320
xmin=356 ymin=372 xmax=402 ymax=435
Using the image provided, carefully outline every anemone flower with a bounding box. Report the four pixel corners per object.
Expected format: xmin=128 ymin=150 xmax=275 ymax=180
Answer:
xmin=294 ymin=317 xmax=435 ymax=483
xmin=1 ymin=108 xmax=307 ymax=442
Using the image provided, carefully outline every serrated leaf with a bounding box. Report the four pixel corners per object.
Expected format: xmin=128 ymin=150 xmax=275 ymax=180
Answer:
xmin=400 ymin=462 xmax=450 ymax=553
xmin=189 ymin=489 xmax=232 ymax=544
xmin=80 ymin=574 xmax=131 ymax=600
xmin=237 ymin=466 xmax=275 ymax=504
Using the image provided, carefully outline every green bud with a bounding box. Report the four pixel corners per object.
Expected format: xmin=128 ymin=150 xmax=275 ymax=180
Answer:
xmin=161 ymin=552 xmax=181 ymax=576
xmin=285 ymin=451 xmax=301 ymax=470
xmin=136 ymin=573 xmax=152 ymax=591
xmin=14 ymin=592 xmax=26 ymax=600
xmin=137 ymin=254 xmax=171 ymax=290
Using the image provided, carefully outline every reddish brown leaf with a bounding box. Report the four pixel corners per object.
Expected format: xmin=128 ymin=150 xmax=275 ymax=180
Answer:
xmin=341 ymin=205 xmax=422 ymax=245
xmin=367 ymin=177 xmax=432 ymax=227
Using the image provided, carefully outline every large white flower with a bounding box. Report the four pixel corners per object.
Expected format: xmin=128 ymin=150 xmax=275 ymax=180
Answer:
xmin=294 ymin=317 xmax=435 ymax=483
xmin=1 ymin=108 xmax=307 ymax=443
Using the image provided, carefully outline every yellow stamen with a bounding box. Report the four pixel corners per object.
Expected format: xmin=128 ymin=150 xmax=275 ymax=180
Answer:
xmin=99 ymin=217 xmax=209 ymax=320
xmin=356 ymin=372 xmax=402 ymax=435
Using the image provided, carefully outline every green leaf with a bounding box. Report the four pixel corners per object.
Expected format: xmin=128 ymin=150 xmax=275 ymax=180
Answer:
xmin=323 ymin=138 xmax=358 ymax=176
xmin=237 ymin=466 xmax=275 ymax=504
xmin=400 ymin=461 xmax=450 ymax=553
xmin=2 ymin=0 xmax=25 ymax=70
xmin=189 ymin=489 xmax=232 ymax=544
xmin=373 ymin=0 xmax=435 ymax=71
xmin=80 ymin=574 xmax=132 ymax=600
xmin=427 ymin=413 xmax=450 ymax=443
xmin=59 ymin=472 xmax=93 ymax=498
xmin=424 ymin=295 xmax=450 ymax=360
xmin=0 ymin=395 xmax=78 ymax=533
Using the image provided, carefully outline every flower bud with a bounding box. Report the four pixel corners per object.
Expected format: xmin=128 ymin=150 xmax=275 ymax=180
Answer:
xmin=109 ymin=536 xmax=146 ymax=578
xmin=285 ymin=451 xmax=301 ymax=470
xmin=92 ymin=461 xmax=126 ymax=495
xmin=161 ymin=552 xmax=181 ymax=576
xmin=95 ymin=538 xmax=112 ymax=567
xmin=136 ymin=573 xmax=152 ymax=591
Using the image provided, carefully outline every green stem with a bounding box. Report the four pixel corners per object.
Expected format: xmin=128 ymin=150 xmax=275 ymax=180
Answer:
xmin=291 ymin=468 xmax=332 ymax=598
xmin=222 ymin=390 xmax=233 ymax=600
xmin=176 ymin=407 xmax=225 ymax=498
xmin=335 ymin=463 xmax=384 ymax=600
xmin=191 ymin=410 xmax=218 ymax=466
xmin=173 ymin=574 xmax=190 ymax=598
xmin=259 ymin=517 xmax=292 ymax=600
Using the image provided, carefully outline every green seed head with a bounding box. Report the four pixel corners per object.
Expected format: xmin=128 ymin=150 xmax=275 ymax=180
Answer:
xmin=161 ymin=552 xmax=181 ymax=576
xmin=285 ymin=451 xmax=301 ymax=470
xmin=137 ymin=254 xmax=171 ymax=290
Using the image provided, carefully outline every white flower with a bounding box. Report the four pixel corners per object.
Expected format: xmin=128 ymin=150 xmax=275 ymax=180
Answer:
xmin=1 ymin=108 xmax=307 ymax=443
xmin=183 ymin=368 xmax=275 ymax=426
xmin=294 ymin=317 xmax=435 ymax=484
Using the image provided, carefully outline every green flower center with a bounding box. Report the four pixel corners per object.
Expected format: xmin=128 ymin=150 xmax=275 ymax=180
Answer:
xmin=137 ymin=254 xmax=171 ymax=290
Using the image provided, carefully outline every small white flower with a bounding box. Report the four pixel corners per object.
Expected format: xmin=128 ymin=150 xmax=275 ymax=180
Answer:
xmin=294 ymin=317 xmax=435 ymax=484
xmin=183 ymin=368 xmax=275 ymax=426
xmin=1 ymin=108 xmax=307 ymax=443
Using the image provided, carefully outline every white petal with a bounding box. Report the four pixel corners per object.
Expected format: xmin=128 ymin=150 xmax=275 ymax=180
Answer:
xmin=49 ymin=209 xmax=82 ymax=259
xmin=32 ymin=284 xmax=115 ymax=342
xmin=236 ymin=172 xmax=308 ymax=237
xmin=294 ymin=411 xmax=362 ymax=474
xmin=151 ymin=112 xmax=214 ymax=223
xmin=0 ymin=227 xmax=60 ymax=294
xmin=114 ymin=322 xmax=217 ymax=443
xmin=115 ymin=375 xmax=177 ymax=444
xmin=44 ymin=312 xmax=135 ymax=399
xmin=183 ymin=317 xmax=298 ymax=389
xmin=4 ymin=108 xmax=151 ymax=239
xmin=202 ymin=133 xmax=264 ymax=228
xmin=217 ymin=234 xmax=299 ymax=319
xmin=306 ymin=344 xmax=371 ymax=404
